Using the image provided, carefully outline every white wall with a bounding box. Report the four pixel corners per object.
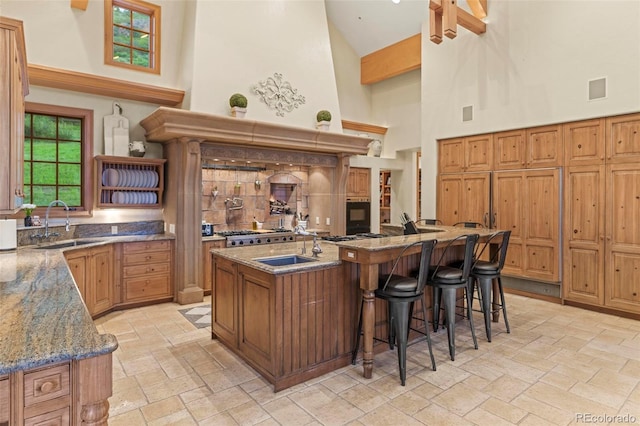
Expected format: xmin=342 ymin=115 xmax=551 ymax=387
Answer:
xmin=421 ymin=0 xmax=640 ymax=218
xmin=187 ymin=0 xmax=343 ymax=130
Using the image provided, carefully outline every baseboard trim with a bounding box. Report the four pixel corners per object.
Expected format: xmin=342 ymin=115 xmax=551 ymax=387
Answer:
xmin=504 ymin=287 xmax=561 ymax=304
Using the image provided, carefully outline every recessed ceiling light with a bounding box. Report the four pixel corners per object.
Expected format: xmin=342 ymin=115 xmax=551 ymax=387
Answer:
xmin=392 ymin=0 xmax=400 ymax=4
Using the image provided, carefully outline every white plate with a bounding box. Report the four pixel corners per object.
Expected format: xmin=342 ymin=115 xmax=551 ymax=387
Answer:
xmin=151 ymin=192 xmax=157 ymax=204
xmin=131 ymin=170 xmax=139 ymax=188
xmin=111 ymin=191 xmax=123 ymax=204
xmin=123 ymin=169 xmax=131 ymax=187
xmin=145 ymin=171 xmax=153 ymax=188
xmin=104 ymin=169 xmax=119 ymax=187
xmin=151 ymin=171 xmax=159 ymax=188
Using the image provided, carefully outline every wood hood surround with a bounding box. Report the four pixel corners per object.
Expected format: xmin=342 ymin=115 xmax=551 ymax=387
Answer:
xmin=140 ymin=107 xmax=371 ymax=304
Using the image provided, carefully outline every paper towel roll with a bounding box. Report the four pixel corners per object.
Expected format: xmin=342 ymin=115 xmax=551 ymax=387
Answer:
xmin=0 ymin=219 xmax=17 ymax=251
xmin=0 ymin=252 xmax=17 ymax=282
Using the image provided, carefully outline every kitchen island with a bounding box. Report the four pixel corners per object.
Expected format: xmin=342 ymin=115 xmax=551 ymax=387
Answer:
xmin=0 ymin=234 xmax=173 ymax=424
xmin=209 ymin=226 xmax=498 ymax=390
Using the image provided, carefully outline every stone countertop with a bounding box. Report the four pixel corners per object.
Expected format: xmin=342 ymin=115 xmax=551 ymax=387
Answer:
xmin=0 ymin=234 xmax=175 ymax=375
xmin=210 ymin=239 xmax=342 ymax=275
xmin=334 ymin=225 xmax=497 ymax=251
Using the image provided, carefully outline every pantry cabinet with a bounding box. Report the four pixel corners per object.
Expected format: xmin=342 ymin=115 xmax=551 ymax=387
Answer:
xmin=494 ymin=125 xmax=563 ymax=170
xmin=438 ymin=133 xmax=493 ymax=173
xmin=493 ymin=169 xmax=561 ymax=282
xmin=436 ymin=172 xmax=491 ymax=227
xmin=0 ymin=17 xmax=28 ymax=213
xmin=563 ymin=114 xmax=640 ymax=315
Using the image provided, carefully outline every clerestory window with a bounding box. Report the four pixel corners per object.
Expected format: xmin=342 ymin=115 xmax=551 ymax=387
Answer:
xmin=105 ymin=0 xmax=161 ymax=74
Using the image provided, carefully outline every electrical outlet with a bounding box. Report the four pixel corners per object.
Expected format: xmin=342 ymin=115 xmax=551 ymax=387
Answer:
xmin=315 ymin=216 xmax=320 ymax=225
xmin=111 ymin=225 xmax=118 ymax=235
xmin=169 ymin=224 xmax=175 ymax=234
xmin=326 ymin=217 xmax=331 ymax=226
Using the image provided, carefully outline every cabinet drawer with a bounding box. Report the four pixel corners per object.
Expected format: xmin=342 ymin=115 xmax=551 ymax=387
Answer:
xmin=24 ymin=407 xmax=69 ymax=426
xmin=123 ymin=240 xmax=170 ymax=254
xmin=124 ymin=275 xmax=171 ymax=301
xmin=24 ymin=364 xmax=70 ymax=407
xmin=124 ymin=251 xmax=171 ymax=265
xmin=0 ymin=375 xmax=8 ymax=424
xmin=123 ymin=262 xmax=170 ymax=277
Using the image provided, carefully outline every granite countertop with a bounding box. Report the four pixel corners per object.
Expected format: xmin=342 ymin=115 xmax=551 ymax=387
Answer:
xmin=210 ymin=239 xmax=341 ymax=274
xmin=334 ymin=225 xmax=497 ymax=251
xmin=0 ymin=233 xmax=174 ymax=375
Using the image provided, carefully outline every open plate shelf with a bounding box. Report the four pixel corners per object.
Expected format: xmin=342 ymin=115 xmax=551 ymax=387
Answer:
xmin=95 ymin=155 xmax=166 ymax=208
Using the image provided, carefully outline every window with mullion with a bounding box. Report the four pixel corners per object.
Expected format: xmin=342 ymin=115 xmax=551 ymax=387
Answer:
xmin=106 ymin=0 xmax=160 ymax=74
xmin=23 ymin=103 xmax=94 ymax=216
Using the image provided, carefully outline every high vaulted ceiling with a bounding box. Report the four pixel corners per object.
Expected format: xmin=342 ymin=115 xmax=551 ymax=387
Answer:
xmin=325 ymin=0 xmax=430 ymax=57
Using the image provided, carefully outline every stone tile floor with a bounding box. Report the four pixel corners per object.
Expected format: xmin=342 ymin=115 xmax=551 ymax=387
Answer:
xmin=94 ymin=294 xmax=640 ymax=425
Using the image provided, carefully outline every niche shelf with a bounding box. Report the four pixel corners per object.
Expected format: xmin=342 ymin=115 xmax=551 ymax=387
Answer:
xmin=95 ymin=155 xmax=166 ymax=208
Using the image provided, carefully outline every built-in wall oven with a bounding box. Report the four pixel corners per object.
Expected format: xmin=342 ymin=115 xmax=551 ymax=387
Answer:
xmin=346 ymin=198 xmax=371 ymax=235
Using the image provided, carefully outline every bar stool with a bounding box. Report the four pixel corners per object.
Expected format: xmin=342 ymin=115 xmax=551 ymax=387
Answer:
xmin=426 ymin=234 xmax=479 ymax=361
xmin=469 ymin=230 xmax=511 ymax=342
xmin=352 ymin=239 xmax=438 ymax=385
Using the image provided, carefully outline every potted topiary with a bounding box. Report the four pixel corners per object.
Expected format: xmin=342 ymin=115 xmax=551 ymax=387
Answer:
xmin=229 ymin=93 xmax=248 ymax=118
xmin=316 ymin=110 xmax=331 ymax=130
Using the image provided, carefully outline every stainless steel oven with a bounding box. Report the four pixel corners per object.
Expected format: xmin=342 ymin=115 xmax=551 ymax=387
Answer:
xmin=346 ymin=198 xmax=371 ymax=235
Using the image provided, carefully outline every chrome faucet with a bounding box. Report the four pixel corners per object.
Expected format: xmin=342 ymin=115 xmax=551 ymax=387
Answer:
xmin=31 ymin=200 xmax=70 ymax=240
xmin=294 ymin=225 xmax=321 ymax=257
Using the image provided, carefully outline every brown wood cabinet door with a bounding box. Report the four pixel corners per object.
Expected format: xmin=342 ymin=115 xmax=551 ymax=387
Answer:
xmin=89 ymin=246 xmax=113 ymax=316
xmin=461 ymin=172 xmax=491 ymax=227
xmin=606 ymin=113 xmax=640 ymax=164
xmin=563 ymin=166 xmax=605 ymax=305
xmin=65 ymin=253 xmax=87 ymax=301
xmin=523 ymin=169 xmax=560 ymax=282
xmin=437 ymin=174 xmax=463 ymax=225
xmin=212 ymin=256 xmax=238 ymax=345
xmin=238 ymin=267 xmax=276 ymax=375
xmin=494 ymin=130 xmax=526 ymax=170
xmin=605 ymin=165 xmax=640 ymax=312
xmin=465 ymin=134 xmax=493 ymax=172
xmin=438 ymin=138 xmax=464 ymax=173
xmin=493 ymin=171 xmax=525 ymax=276
xmin=526 ymin=124 xmax=563 ymax=168
xmin=0 ymin=376 xmax=8 ymax=424
xmin=564 ymin=118 xmax=605 ymax=166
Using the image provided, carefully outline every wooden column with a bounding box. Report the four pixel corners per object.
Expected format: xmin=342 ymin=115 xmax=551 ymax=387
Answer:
xmin=76 ymin=353 xmax=112 ymax=425
xmin=335 ymin=154 xmax=350 ymax=235
xmin=164 ymin=137 xmax=205 ymax=304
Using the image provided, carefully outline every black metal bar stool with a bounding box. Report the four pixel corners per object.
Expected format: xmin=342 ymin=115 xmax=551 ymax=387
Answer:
xmin=427 ymin=234 xmax=479 ymax=361
xmin=469 ymin=230 xmax=511 ymax=342
xmin=352 ymin=239 xmax=438 ymax=385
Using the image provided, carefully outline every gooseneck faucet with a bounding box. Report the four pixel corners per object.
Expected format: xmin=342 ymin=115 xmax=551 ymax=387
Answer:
xmin=33 ymin=199 xmax=70 ymax=240
xmin=294 ymin=225 xmax=321 ymax=257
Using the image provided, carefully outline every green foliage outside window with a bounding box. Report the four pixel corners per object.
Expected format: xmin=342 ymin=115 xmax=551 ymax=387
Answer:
xmin=23 ymin=112 xmax=82 ymax=207
xmin=112 ymin=5 xmax=152 ymax=68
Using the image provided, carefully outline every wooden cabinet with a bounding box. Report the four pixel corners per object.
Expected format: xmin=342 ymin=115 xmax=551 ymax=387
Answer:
xmin=380 ymin=170 xmax=391 ymax=223
xmin=437 ymin=172 xmax=491 ymax=227
xmin=202 ymin=239 xmax=226 ymax=294
xmin=438 ymin=133 xmax=493 ymax=173
xmin=347 ymin=167 xmax=370 ymax=199
xmin=121 ymin=240 xmax=173 ymax=304
xmin=212 ymin=255 xmax=239 ymax=345
xmin=64 ymin=245 xmax=113 ymax=317
xmin=95 ymin=155 xmax=166 ymax=208
xmin=1 ymin=354 xmax=112 ymax=425
xmin=606 ymin=113 xmax=640 ymax=163
xmin=564 ymin=118 xmax=606 ymax=166
xmin=211 ymin=255 xmax=354 ymax=391
xmin=493 ymin=169 xmax=561 ymax=282
xmin=0 ymin=17 xmax=28 ymax=213
xmin=494 ymin=125 xmax=563 ymax=170
xmin=0 ymin=374 xmax=8 ymax=424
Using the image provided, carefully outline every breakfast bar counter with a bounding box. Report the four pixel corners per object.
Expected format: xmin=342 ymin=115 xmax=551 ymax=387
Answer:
xmin=334 ymin=226 xmax=498 ymax=379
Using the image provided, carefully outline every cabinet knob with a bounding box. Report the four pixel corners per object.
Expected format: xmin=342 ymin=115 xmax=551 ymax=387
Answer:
xmin=40 ymin=381 xmax=55 ymax=393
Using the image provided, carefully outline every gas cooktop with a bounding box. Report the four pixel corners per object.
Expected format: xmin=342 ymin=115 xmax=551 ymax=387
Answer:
xmin=216 ymin=229 xmax=296 ymax=247
xmin=322 ymin=233 xmax=389 ymax=242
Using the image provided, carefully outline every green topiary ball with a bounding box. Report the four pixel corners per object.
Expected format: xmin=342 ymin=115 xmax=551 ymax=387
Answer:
xmin=229 ymin=93 xmax=248 ymax=108
xmin=316 ymin=110 xmax=332 ymax=122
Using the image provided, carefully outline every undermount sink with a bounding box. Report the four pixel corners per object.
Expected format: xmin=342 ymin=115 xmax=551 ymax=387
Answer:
xmin=34 ymin=239 xmax=100 ymax=250
xmin=253 ymin=255 xmax=317 ymax=266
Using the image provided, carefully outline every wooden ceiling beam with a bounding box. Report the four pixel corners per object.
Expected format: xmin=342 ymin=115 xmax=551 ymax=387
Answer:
xmin=360 ymin=34 xmax=421 ymax=85
xmin=429 ymin=9 xmax=443 ymax=44
xmin=429 ymin=0 xmax=486 ymax=36
xmin=70 ymin=0 xmax=89 ymax=10
xmin=443 ymin=0 xmax=457 ymax=39
xmin=466 ymin=0 xmax=487 ymax=19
